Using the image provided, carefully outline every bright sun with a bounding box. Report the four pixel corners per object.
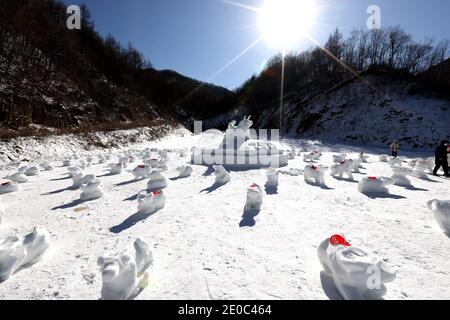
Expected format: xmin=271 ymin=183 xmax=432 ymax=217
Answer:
xmin=259 ymin=0 xmax=317 ymax=49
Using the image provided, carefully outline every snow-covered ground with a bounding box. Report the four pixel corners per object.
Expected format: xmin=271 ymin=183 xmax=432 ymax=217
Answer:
xmin=0 ymin=131 xmax=449 ymax=300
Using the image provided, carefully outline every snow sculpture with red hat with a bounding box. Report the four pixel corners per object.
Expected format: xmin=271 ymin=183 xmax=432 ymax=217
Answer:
xmin=304 ymin=165 xmax=328 ymax=186
xmin=245 ymin=183 xmax=263 ymax=211
xmin=358 ymin=176 xmax=394 ymax=194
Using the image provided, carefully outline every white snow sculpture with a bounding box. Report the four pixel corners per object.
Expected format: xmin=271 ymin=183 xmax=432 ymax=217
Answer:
xmin=265 ymin=168 xmax=279 ymax=189
xmin=414 ymin=158 xmax=434 ymax=174
xmin=24 ymin=166 xmax=40 ymax=177
xmin=79 ymin=160 xmax=86 ymax=170
xmin=304 ymin=165 xmax=328 ymax=186
xmin=0 ymin=227 xmax=51 ymax=282
xmin=62 ymin=159 xmax=72 ymax=167
xmin=72 ymin=173 xmax=96 ymax=189
xmin=119 ymin=157 xmax=129 ymax=169
xmin=80 ymin=179 xmax=104 ymax=201
xmin=68 ymin=166 xmax=83 ymax=178
xmin=132 ymin=165 xmax=151 ymax=180
xmin=287 ymin=149 xmax=296 ymax=160
xmin=359 ymin=153 xmax=370 ymax=163
xmin=352 ymin=159 xmax=363 ymax=174
xmin=5 ymin=172 xmax=28 ymax=184
xmin=330 ymin=160 xmax=354 ymax=179
xmin=109 ymin=163 xmax=123 ymax=175
xmin=137 ymin=190 xmax=166 ymax=214
xmin=245 ymin=184 xmax=263 ymax=211
xmin=333 ymin=154 xmax=347 ymax=164
xmin=318 ymin=234 xmax=396 ymax=300
xmin=379 ymin=155 xmax=388 ymax=163
xmin=388 ymin=157 xmax=403 ymax=167
xmin=427 ymin=200 xmax=450 ymax=235
xmin=86 ymin=156 xmax=94 ymax=166
xmin=391 ymin=166 xmax=413 ymax=187
xmin=40 ymin=161 xmax=54 ymax=171
xmin=0 ymin=180 xmax=20 ymax=195
xmin=147 ymin=170 xmax=168 ymax=191
xmin=214 ymin=165 xmax=231 ymax=185
xmin=98 ymin=155 xmax=106 ymax=164
xmin=105 ymin=155 xmax=112 ymax=161
xmin=97 ymin=239 xmax=153 ymax=300
xmin=175 ymin=166 xmax=193 ymax=179
xmin=303 ymin=151 xmax=322 ymax=162
xmin=358 ymin=176 xmax=394 ymax=194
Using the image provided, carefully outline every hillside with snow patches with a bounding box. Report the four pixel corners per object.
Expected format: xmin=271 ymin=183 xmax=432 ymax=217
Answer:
xmin=251 ymin=70 xmax=450 ymax=150
xmin=0 ymin=129 xmax=449 ymax=300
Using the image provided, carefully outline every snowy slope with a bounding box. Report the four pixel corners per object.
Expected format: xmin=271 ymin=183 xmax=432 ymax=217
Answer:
xmin=0 ymin=133 xmax=449 ymax=300
xmin=257 ymin=72 xmax=450 ymax=150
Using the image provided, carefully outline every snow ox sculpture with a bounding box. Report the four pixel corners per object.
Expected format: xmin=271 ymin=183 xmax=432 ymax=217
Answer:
xmin=318 ymin=234 xmax=396 ymax=300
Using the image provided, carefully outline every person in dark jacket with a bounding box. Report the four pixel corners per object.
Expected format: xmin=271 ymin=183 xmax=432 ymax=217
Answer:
xmin=433 ymin=140 xmax=449 ymax=177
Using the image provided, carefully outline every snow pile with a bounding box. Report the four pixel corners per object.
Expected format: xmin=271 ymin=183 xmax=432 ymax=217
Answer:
xmin=80 ymin=179 xmax=104 ymax=201
xmin=137 ymin=191 xmax=166 ymax=215
xmin=304 ymin=165 xmax=328 ymax=187
xmin=244 ymin=184 xmax=263 ymax=212
xmin=24 ymin=166 xmax=40 ymax=177
xmin=0 ymin=180 xmax=20 ymax=195
xmin=97 ymin=239 xmax=153 ymax=300
xmin=318 ymin=234 xmax=396 ymax=300
xmin=0 ymin=227 xmax=51 ymax=282
xmin=214 ymin=165 xmax=231 ymax=185
xmin=427 ymin=200 xmax=450 ymax=235
xmin=358 ymin=176 xmax=394 ymax=194
xmin=147 ymin=170 xmax=168 ymax=192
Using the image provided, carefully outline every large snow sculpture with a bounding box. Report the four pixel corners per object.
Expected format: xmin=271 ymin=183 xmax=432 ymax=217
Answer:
xmin=244 ymin=184 xmax=263 ymax=211
xmin=330 ymin=160 xmax=354 ymax=180
xmin=97 ymin=239 xmax=153 ymax=300
xmin=147 ymin=170 xmax=168 ymax=192
xmin=175 ymin=166 xmax=193 ymax=179
xmin=132 ymin=165 xmax=151 ymax=180
xmin=427 ymin=200 xmax=450 ymax=235
xmin=137 ymin=191 xmax=166 ymax=214
xmin=25 ymin=166 xmax=40 ymax=177
xmin=304 ymin=165 xmax=328 ymax=186
xmin=318 ymin=234 xmax=396 ymax=300
xmin=0 ymin=227 xmax=51 ymax=282
xmin=80 ymin=179 xmax=104 ymax=201
xmin=391 ymin=166 xmax=413 ymax=187
xmin=214 ymin=165 xmax=231 ymax=185
xmin=192 ymin=116 xmax=288 ymax=168
xmin=0 ymin=180 xmax=20 ymax=195
xmin=358 ymin=176 xmax=394 ymax=194
xmin=5 ymin=172 xmax=28 ymax=184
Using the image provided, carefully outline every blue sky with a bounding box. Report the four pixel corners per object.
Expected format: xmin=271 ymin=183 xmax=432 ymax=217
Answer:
xmin=63 ymin=0 xmax=450 ymax=90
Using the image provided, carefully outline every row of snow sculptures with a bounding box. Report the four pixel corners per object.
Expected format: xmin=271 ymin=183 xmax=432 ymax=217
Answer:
xmin=80 ymin=179 xmax=104 ymax=201
xmin=137 ymin=191 xmax=166 ymax=215
xmin=304 ymin=165 xmax=327 ymax=187
xmin=0 ymin=179 xmax=20 ymax=195
xmin=245 ymin=184 xmax=263 ymax=212
xmin=428 ymin=200 xmax=450 ymax=236
xmin=147 ymin=170 xmax=168 ymax=192
xmin=358 ymin=176 xmax=393 ymax=194
xmin=0 ymin=227 xmax=51 ymax=282
xmin=214 ymin=165 xmax=231 ymax=185
xmin=98 ymin=239 xmax=153 ymax=300
xmin=318 ymin=234 xmax=396 ymax=300
xmin=330 ymin=160 xmax=354 ymax=180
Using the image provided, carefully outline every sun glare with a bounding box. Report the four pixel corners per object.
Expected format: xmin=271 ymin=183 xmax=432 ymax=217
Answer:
xmin=259 ymin=0 xmax=317 ymax=49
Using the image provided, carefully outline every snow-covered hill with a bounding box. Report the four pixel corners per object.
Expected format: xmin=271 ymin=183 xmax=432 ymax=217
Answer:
xmin=0 ymin=132 xmax=449 ymax=300
xmin=255 ymin=70 xmax=450 ymax=151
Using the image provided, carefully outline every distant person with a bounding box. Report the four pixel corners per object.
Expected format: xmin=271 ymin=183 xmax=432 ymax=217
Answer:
xmin=433 ymin=140 xmax=449 ymax=177
xmin=390 ymin=140 xmax=400 ymax=158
